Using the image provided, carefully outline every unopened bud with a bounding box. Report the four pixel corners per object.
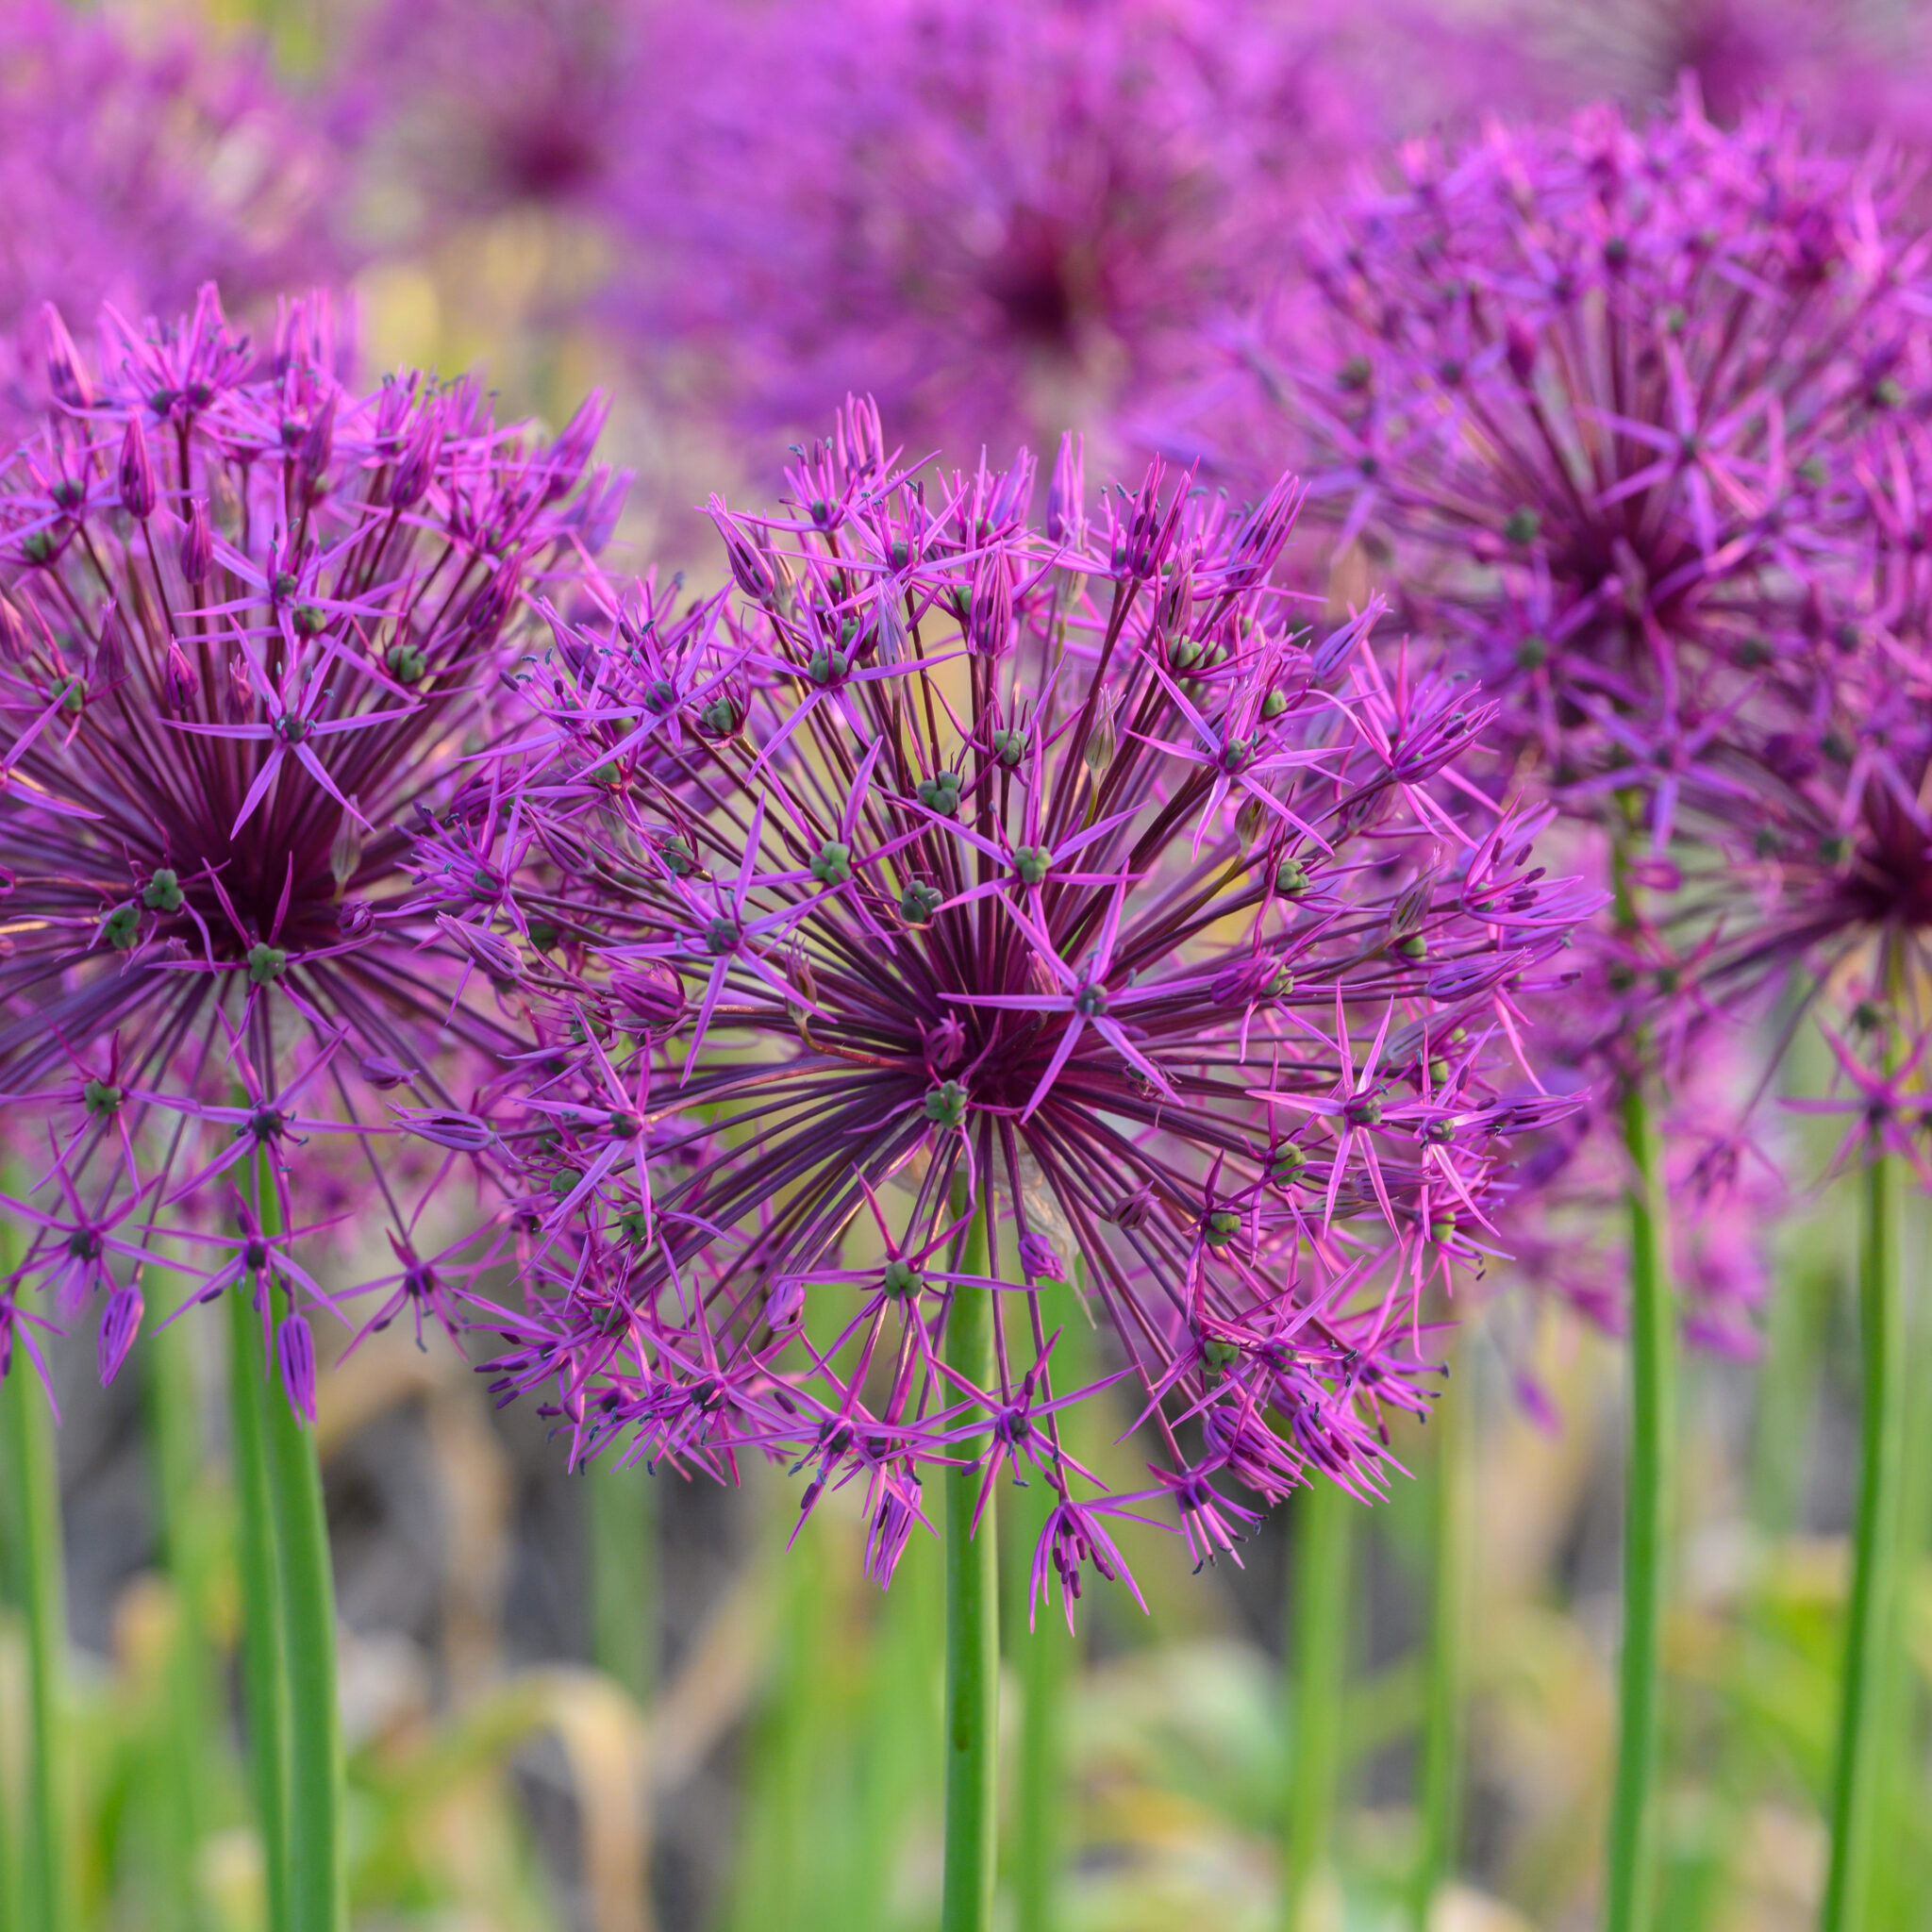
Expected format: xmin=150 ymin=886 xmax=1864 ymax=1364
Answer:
xmin=179 ymin=497 xmax=213 ymax=584
xmin=276 ymin=1313 xmax=318 ymax=1424
xmin=391 ymin=407 xmax=443 ymax=509
xmin=118 ymin=416 xmax=157 ymax=520
xmin=967 ymin=551 xmax=1014 ymax=657
xmin=1506 ymin=319 xmax=1538 ymax=383
xmin=163 ymin=642 xmax=198 ymax=708
xmin=330 ymin=803 xmax=365 ymax=888
xmin=94 ymin=606 xmax=127 ymax=682
xmin=40 ymin=304 xmax=92 ymax=410
xmin=298 ymin=393 xmax=337 ymax=489
xmin=612 ymin=961 xmax=687 ymax=1039
xmin=1045 ymin=434 xmax=1087 ymax=548
xmin=1083 ymin=688 xmax=1119 ymax=773
xmin=98 ymin=1285 xmax=144 ymax=1387
xmin=0 ymin=593 xmax=31 ymax=664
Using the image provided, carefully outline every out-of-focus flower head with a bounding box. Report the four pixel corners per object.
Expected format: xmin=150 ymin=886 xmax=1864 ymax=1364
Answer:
xmin=1659 ymin=613 xmax=1932 ymax=1170
xmin=334 ymin=0 xmax=642 ymax=220
xmin=434 ymin=399 xmax=1595 ymax=1618
xmin=1487 ymin=941 xmax=1786 ymax=1368
xmin=1189 ymin=84 xmax=1929 ymax=850
xmin=0 ymin=285 xmax=625 ymax=1413
xmin=1514 ymin=0 xmax=1932 ymax=135
xmin=0 ymin=2 xmax=341 ymax=424
xmin=605 ymin=0 xmax=1537 ymax=466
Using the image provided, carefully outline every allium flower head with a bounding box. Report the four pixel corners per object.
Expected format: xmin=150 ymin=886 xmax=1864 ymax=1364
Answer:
xmin=1488 ymin=968 xmax=1785 ymax=1367
xmin=1652 ymin=599 xmax=1932 ymax=1161
xmin=1519 ymin=0 xmax=1932 ymax=134
xmin=445 ymin=401 xmax=1593 ymax=1613
xmin=0 ymin=3 xmax=340 ymax=424
xmin=609 ymin=0 xmax=1527 ymax=462
xmin=0 ymin=286 xmax=624 ymax=1407
xmin=1203 ymin=85 xmax=1928 ymax=845
xmin=337 ymin=0 xmax=641 ymax=217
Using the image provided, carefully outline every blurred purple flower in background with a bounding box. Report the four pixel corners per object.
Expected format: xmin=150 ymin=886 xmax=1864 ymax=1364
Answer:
xmin=1189 ymin=85 xmax=1930 ymax=846
xmin=1154 ymin=83 xmax=1932 ymax=1381
xmin=335 ymin=0 xmax=642 ymax=221
xmin=1516 ymin=0 xmax=1932 ymax=134
xmin=0 ymin=2 xmax=341 ymax=426
xmin=596 ymin=0 xmax=1539 ymax=467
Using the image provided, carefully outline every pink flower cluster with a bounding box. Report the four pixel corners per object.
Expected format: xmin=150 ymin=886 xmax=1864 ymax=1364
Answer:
xmin=412 ymin=401 xmax=1595 ymax=1609
xmin=1180 ymin=84 xmax=1932 ymax=1331
xmin=599 ymin=0 xmax=1523 ymax=462
xmin=0 ymin=289 xmax=624 ymax=1414
xmin=0 ymin=2 xmax=341 ymax=429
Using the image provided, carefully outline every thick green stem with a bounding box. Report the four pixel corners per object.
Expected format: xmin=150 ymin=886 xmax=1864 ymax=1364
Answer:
xmin=1819 ymin=1149 xmax=1907 ymax=1932
xmin=1412 ymin=1334 xmax=1469 ymax=1930
xmin=589 ymin=1458 xmax=658 ymax=1702
xmin=1604 ymin=1076 xmax=1676 ymax=1932
xmin=1284 ymin=1479 xmax=1353 ymax=1932
xmin=254 ymin=1164 xmax=346 ymax=1932
xmin=2 ymin=1361 xmax=69 ymax=1932
xmin=0 ymin=1588 xmax=13 ymax=1932
xmin=227 ymin=1281 xmax=292 ymax=1932
xmin=941 ymin=1207 xmax=999 ymax=1932
xmin=1013 ymin=1275 xmax=1085 ymax=1932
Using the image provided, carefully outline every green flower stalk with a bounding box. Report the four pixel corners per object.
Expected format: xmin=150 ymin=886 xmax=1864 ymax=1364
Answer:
xmin=1 ymin=1357 xmax=69 ymax=1932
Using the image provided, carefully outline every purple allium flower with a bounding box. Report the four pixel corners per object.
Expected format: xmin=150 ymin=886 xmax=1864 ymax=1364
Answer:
xmin=604 ymin=0 xmax=1533 ymax=465
xmin=1189 ymin=86 xmax=1928 ymax=847
xmin=441 ymin=401 xmax=1593 ymax=1613
xmin=0 ymin=286 xmax=624 ymax=1407
xmin=1518 ymin=0 xmax=1932 ymax=134
xmin=0 ymin=3 xmax=341 ymax=426
xmin=335 ymin=0 xmax=641 ymax=218
xmin=1490 ymin=995 xmax=1785 ymax=1361
xmin=1657 ymin=628 xmax=1932 ymax=1152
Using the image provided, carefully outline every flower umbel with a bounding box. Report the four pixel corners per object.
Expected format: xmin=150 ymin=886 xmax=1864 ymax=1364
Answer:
xmin=0 ymin=286 xmax=623 ymax=1404
xmin=454 ymin=401 xmax=1591 ymax=1610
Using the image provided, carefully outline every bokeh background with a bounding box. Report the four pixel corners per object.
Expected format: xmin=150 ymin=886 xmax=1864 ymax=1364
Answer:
xmin=7 ymin=3 xmax=1932 ymax=1929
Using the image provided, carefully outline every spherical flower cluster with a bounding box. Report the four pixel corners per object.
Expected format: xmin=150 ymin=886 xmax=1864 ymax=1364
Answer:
xmin=1658 ymin=605 xmax=1932 ymax=1158
xmin=0 ymin=2 xmax=340 ymax=425
xmin=335 ymin=0 xmax=641 ymax=219
xmin=430 ymin=402 xmax=1594 ymax=1613
xmin=0 ymin=287 xmax=624 ymax=1413
xmin=1520 ymin=0 xmax=1931 ymax=135
xmin=1488 ymin=986 xmax=1785 ymax=1367
xmin=604 ymin=0 xmax=1521 ymax=463
xmin=1202 ymin=85 xmax=1928 ymax=847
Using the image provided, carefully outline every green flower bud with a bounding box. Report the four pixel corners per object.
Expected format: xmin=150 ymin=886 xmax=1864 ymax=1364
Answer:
xmin=386 ymin=641 xmax=426 ymax=684
xmin=246 ymin=942 xmax=288 ymax=985
xmin=1011 ymin=845 xmax=1051 ymax=886
xmin=1269 ymin=1144 xmax=1307 ymax=1185
xmin=899 ymin=882 xmax=942 ymax=925
xmin=924 ymin=1079 xmax=969 ymax=1128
